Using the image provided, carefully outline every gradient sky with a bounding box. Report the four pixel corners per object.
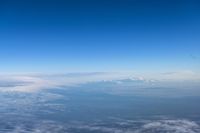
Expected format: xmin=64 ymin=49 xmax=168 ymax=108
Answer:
xmin=0 ymin=0 xmax=200 ymax=73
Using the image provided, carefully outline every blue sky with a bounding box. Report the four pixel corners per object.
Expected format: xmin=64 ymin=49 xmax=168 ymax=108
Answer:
xmin=0 ymin=0 xmax=200 ymax=73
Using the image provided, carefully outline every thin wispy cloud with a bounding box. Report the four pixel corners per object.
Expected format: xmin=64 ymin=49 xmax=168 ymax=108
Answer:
xmin=1 ymin=117 xmax=199 ymax=133
xmin=0 ymin=72 xmax=199 ymax=97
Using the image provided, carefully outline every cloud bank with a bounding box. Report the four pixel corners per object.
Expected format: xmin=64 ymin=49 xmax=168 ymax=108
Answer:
xmin=0 ymin=71 xmax=199 ymax=93
xmin=0 ymin=118 xmax=199 ymax=133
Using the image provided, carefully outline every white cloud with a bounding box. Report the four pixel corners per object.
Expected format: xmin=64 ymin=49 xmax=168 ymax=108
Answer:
xmin=0 ymin=72 xmax=136 ymax=92
xmin=160 ymin=70 xmax=200 ymax=81
xmin=0 ymin=75 xmax=52 ymax=92
xmin=0 ymin=71 xmax=199 ymax=93
xmin=0 ymin=115 xmax=200 ymax=133
xmin=135 ymin=119 xmax=200 ymax=133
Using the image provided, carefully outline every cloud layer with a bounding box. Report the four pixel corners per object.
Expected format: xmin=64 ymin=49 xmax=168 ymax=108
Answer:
xmin=0 ymin=118 xmax=199 ymax=133
xmin=0 ymin=72 xmax=200 ymax=98
xmin=135 ymin=119 xmax=200 ymax=133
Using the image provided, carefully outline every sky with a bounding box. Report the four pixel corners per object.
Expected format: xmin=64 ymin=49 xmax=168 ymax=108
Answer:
xmin=0 ymin=0 xmax=200 ymax=74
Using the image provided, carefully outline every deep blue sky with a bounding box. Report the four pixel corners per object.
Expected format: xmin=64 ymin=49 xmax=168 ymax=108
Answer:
xmin=0 ymin=0 xmax=200 ymax=73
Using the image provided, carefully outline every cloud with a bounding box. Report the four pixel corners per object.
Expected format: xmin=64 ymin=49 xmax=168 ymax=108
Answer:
xmin=161 ymin=70 xmax=199 ymax=80
xmin=77 ymin=119 xmax=200 ymax=133
xmin=0 ymin=72 xmax=137 ymax=92
xmin=0 ymin=75 xmax=52 ymax=92
xmin=0 ymin=120 xmax=68 ymax=133
xmin=73 ymin=125 xmax=123 ymax=133
xmin=135 ymin=119 xmax=200 ymax=133
xmin=0 ymin=89 xmax=66 ymax=115
xmin=0 ymin=71 xmax=199 ymax=93
xmin=0 ymin=114 xmax=200 ymax=133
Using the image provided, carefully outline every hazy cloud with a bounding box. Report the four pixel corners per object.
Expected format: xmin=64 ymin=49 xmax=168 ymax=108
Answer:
xmin=135 ymin=119 xmax=200 ymax=133
xmin=0 ymin=71 xmax=199 ymax=93
xmin=1 ymin=118 xmax=199 ymax=133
